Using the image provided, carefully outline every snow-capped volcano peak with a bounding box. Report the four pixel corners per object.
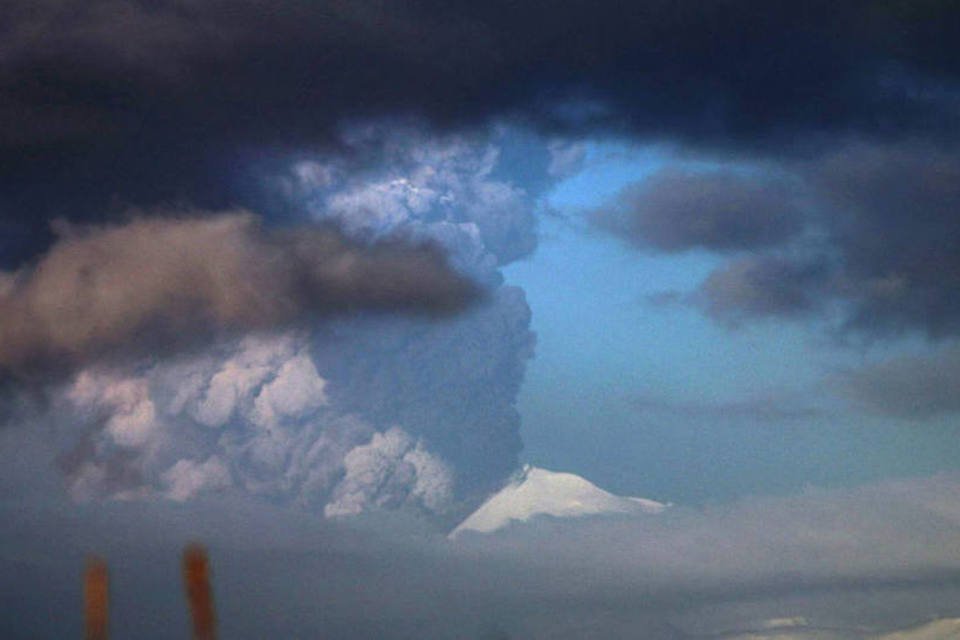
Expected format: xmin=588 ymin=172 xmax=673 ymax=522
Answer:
xmin=449 ymin=465 xmax=666 ymax=538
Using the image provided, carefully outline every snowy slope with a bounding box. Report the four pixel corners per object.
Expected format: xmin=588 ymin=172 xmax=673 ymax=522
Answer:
xmin=449 ymin=465 xmax=666 ymax=538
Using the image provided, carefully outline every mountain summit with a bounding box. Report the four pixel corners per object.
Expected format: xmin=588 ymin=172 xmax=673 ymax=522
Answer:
xmin=450 ymin=465 xmax=666 ymax=538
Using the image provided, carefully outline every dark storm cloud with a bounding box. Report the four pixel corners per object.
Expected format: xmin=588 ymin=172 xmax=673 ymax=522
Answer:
xmin=594 ymin=168 xmax=804 ymax=252
xmin=695 ymin=255 xmax=831 ymax=324
xmin=3 ymin=1 xmax=960 ymax=266
xmin=808 ymin=141 xmax=960 ymax=337
xmin=685 ymin=141 xmax=960 ymax=338
xmin=839 ymin=345 xmax=960 ymax=419
xmin=0 ymin=212 xmax=476 ymax=376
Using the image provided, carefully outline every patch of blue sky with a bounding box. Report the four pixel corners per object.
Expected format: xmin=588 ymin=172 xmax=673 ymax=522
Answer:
xmin=504 ymin=139 xmax=960 ymax=504
xmin=508 ymin=141 xmax=827 ymax=403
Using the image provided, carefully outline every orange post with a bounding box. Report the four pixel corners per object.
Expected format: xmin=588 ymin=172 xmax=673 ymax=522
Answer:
xmin=83 ymin=556 xmax=109 ymax=640
xmin=182 ymin=544 xmax=217 ymax=640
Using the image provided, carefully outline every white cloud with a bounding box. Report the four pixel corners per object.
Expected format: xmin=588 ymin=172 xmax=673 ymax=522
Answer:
xmin=69 ymin=371 xmax=159 ymax=448
xmin=161 ymin=456 xmax=231 ymax=501
xmin=193 ymin=360 xmax=271 ymax=428
xmin=285 ymin=123 xmax=537 ymax=270
xmin=325 ymin=426 xmax=453 ymax=517
xmin=185 ymin=333 xmax=332 ymax=432
xmin=55 ymin=331 xmax=460 ymax=517
xmin=250 ymin=352 xmax=328 ymax=429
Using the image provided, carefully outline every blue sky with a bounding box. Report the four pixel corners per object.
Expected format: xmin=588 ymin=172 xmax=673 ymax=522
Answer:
xmin=506 ymin=141 xmax=960 ymax=504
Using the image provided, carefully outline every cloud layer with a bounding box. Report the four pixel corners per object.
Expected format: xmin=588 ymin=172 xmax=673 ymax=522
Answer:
xmin=5 ymin=428 xmax=960 ymax=639
xmin=3 ymin=1 xmax=960 ymax=265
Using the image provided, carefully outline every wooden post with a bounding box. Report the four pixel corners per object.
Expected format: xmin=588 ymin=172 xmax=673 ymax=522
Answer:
xmin=182 ymin=544 xmax=217 ymax=640
xmin=83 ymin=556 xmax=109 ymax=640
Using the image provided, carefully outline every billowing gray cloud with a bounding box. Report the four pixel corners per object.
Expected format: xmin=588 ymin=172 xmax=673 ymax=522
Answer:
xmin=668 ymin=141 xmax=960 ymax=339
xmin=50 ymin=286 xmax=531 ymax=519
xmin=55 ymin=332 xmax=458 ymax=515
xmin=595 ymin=167 xmax=804 ymax=252
xmin=324 ymin=426 xmax=454 ymax=518
xmin=14 ymin=126 xmax=537 ymax=521
xmin=0 ymin=212 xmax=476 ymax=375
xmin=807 ymin=141 xmax=960 ymax=337
xmin=309 ymin=286 xmax=533 ymax=504
xmin=265 ymin=124 xmax=537 ymax=504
